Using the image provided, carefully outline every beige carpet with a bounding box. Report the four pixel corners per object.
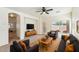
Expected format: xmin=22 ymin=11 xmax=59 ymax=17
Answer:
xmin=0 ymin=44 xmax=10 ymax=52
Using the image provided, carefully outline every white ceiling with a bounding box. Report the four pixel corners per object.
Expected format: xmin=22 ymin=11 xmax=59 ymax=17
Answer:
xmin=7 ymin=7 xmax=72 ymax=18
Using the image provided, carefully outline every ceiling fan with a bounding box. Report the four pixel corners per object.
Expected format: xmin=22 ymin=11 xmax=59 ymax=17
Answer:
xmin=36 ymin=7 xmax=53 ymax=15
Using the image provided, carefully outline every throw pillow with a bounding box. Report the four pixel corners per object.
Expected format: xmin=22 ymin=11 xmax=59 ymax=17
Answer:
xmin=13 ymin=41 xmax=23 ymax=52
xmin=64 ymin=35 xmax=69 ymax=41
xmin=65 ymin=44 xmax=74 ymax=52
xmin=23 ymin=39 xmax=30 ymax=49
xmin=19 ymin=41 xmax=27 ymax=51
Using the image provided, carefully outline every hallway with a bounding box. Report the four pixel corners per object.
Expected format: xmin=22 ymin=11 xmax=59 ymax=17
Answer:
xmin=9 ymin=31 xmax=19 ymax=43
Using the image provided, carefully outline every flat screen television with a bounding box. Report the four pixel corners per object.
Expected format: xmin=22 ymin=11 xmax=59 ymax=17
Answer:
xmin=27 ymin=24 xmax=34 ymax=29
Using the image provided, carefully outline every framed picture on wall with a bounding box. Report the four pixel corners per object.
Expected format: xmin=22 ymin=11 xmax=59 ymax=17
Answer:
xmin=76 ymin=20 xmax=79 ymax=33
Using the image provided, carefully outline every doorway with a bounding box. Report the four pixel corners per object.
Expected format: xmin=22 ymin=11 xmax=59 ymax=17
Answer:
xmin=8 ymin=13 xmax=20 ymax=43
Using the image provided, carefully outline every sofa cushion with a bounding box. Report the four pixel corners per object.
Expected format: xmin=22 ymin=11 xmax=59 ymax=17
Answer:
xmin=19 ymin=41 xmax=27 ymax=51
xmin=23 ymin=39 xmax=30 ymax=49
xmin=73 ymin=41 xmax=79 ymax=52
xmin=10 ymin=45 xmax=16 ymax=52
xmin=69 ymin=34 xmax=79 ymax=51
xmin=61 ymin=35 xmax=69 ymax=41
xmin=26 ymin=44 xmax=39 ymax=52
xmin=13 ymin=41 xmax=23 ymax=52
xmin=69 ymin=34 xmax=78 ymax=43
xmin=64 ymin=35 xmax=69 ymax=41
xmin=41 ymin=37 xmax=47 ymax=41
xmin=57 ymin=39 xmax=66 ymax=52
xmin=65 ymin=44 xmax=74 ymax=52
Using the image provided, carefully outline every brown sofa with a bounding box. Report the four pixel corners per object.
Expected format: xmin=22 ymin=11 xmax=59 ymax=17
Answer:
xmin=25 ymin=30 xmax=37 ymax=37
xmin=57 ymin=34 xmax=79 ymax=52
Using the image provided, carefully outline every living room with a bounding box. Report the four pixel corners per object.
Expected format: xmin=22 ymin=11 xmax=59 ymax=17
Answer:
xmin=0 ymin=7 xmax=79 ymax=52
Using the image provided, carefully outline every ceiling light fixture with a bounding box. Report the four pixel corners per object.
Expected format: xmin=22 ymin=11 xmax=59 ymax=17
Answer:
xmin=10 ymin=13 xmax=14 ymax=17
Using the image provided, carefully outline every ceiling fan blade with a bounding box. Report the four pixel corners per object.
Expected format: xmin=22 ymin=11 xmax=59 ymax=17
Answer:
xmin=40 ymin=12 xmax=43 ymax=15
xmin=47 ymin=9 xmax=53 ymax=11
xmin=36 ymin=11 xmax=42 ymax=12
xmin=45 ymin=11 xmax=49 ymax=14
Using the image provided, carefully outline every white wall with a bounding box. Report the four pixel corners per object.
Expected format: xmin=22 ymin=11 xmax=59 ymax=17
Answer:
xmin=16 ymin=14 xmax=20 ymax=37
xmin=0 ymin=8 xmax=22 ymax=46
xmin=0 ymin=8 xmax=9 ymax=46
xmin=51 ymin=13 xmax=71 ymax=33
xmin=24 ymin=17 xmax=38 ymax=31
xmin=41 ymin=8 xmax=79 ymax=39
xmin=0 ymin=7 xmax=40 ymax=46
xmin=41 ymin=13 xmax=71 ymax=34
xmin=71 ymin=8 xmax=79 ymax=39
xmin=20 ymin=16 xmax=43 ymax=39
